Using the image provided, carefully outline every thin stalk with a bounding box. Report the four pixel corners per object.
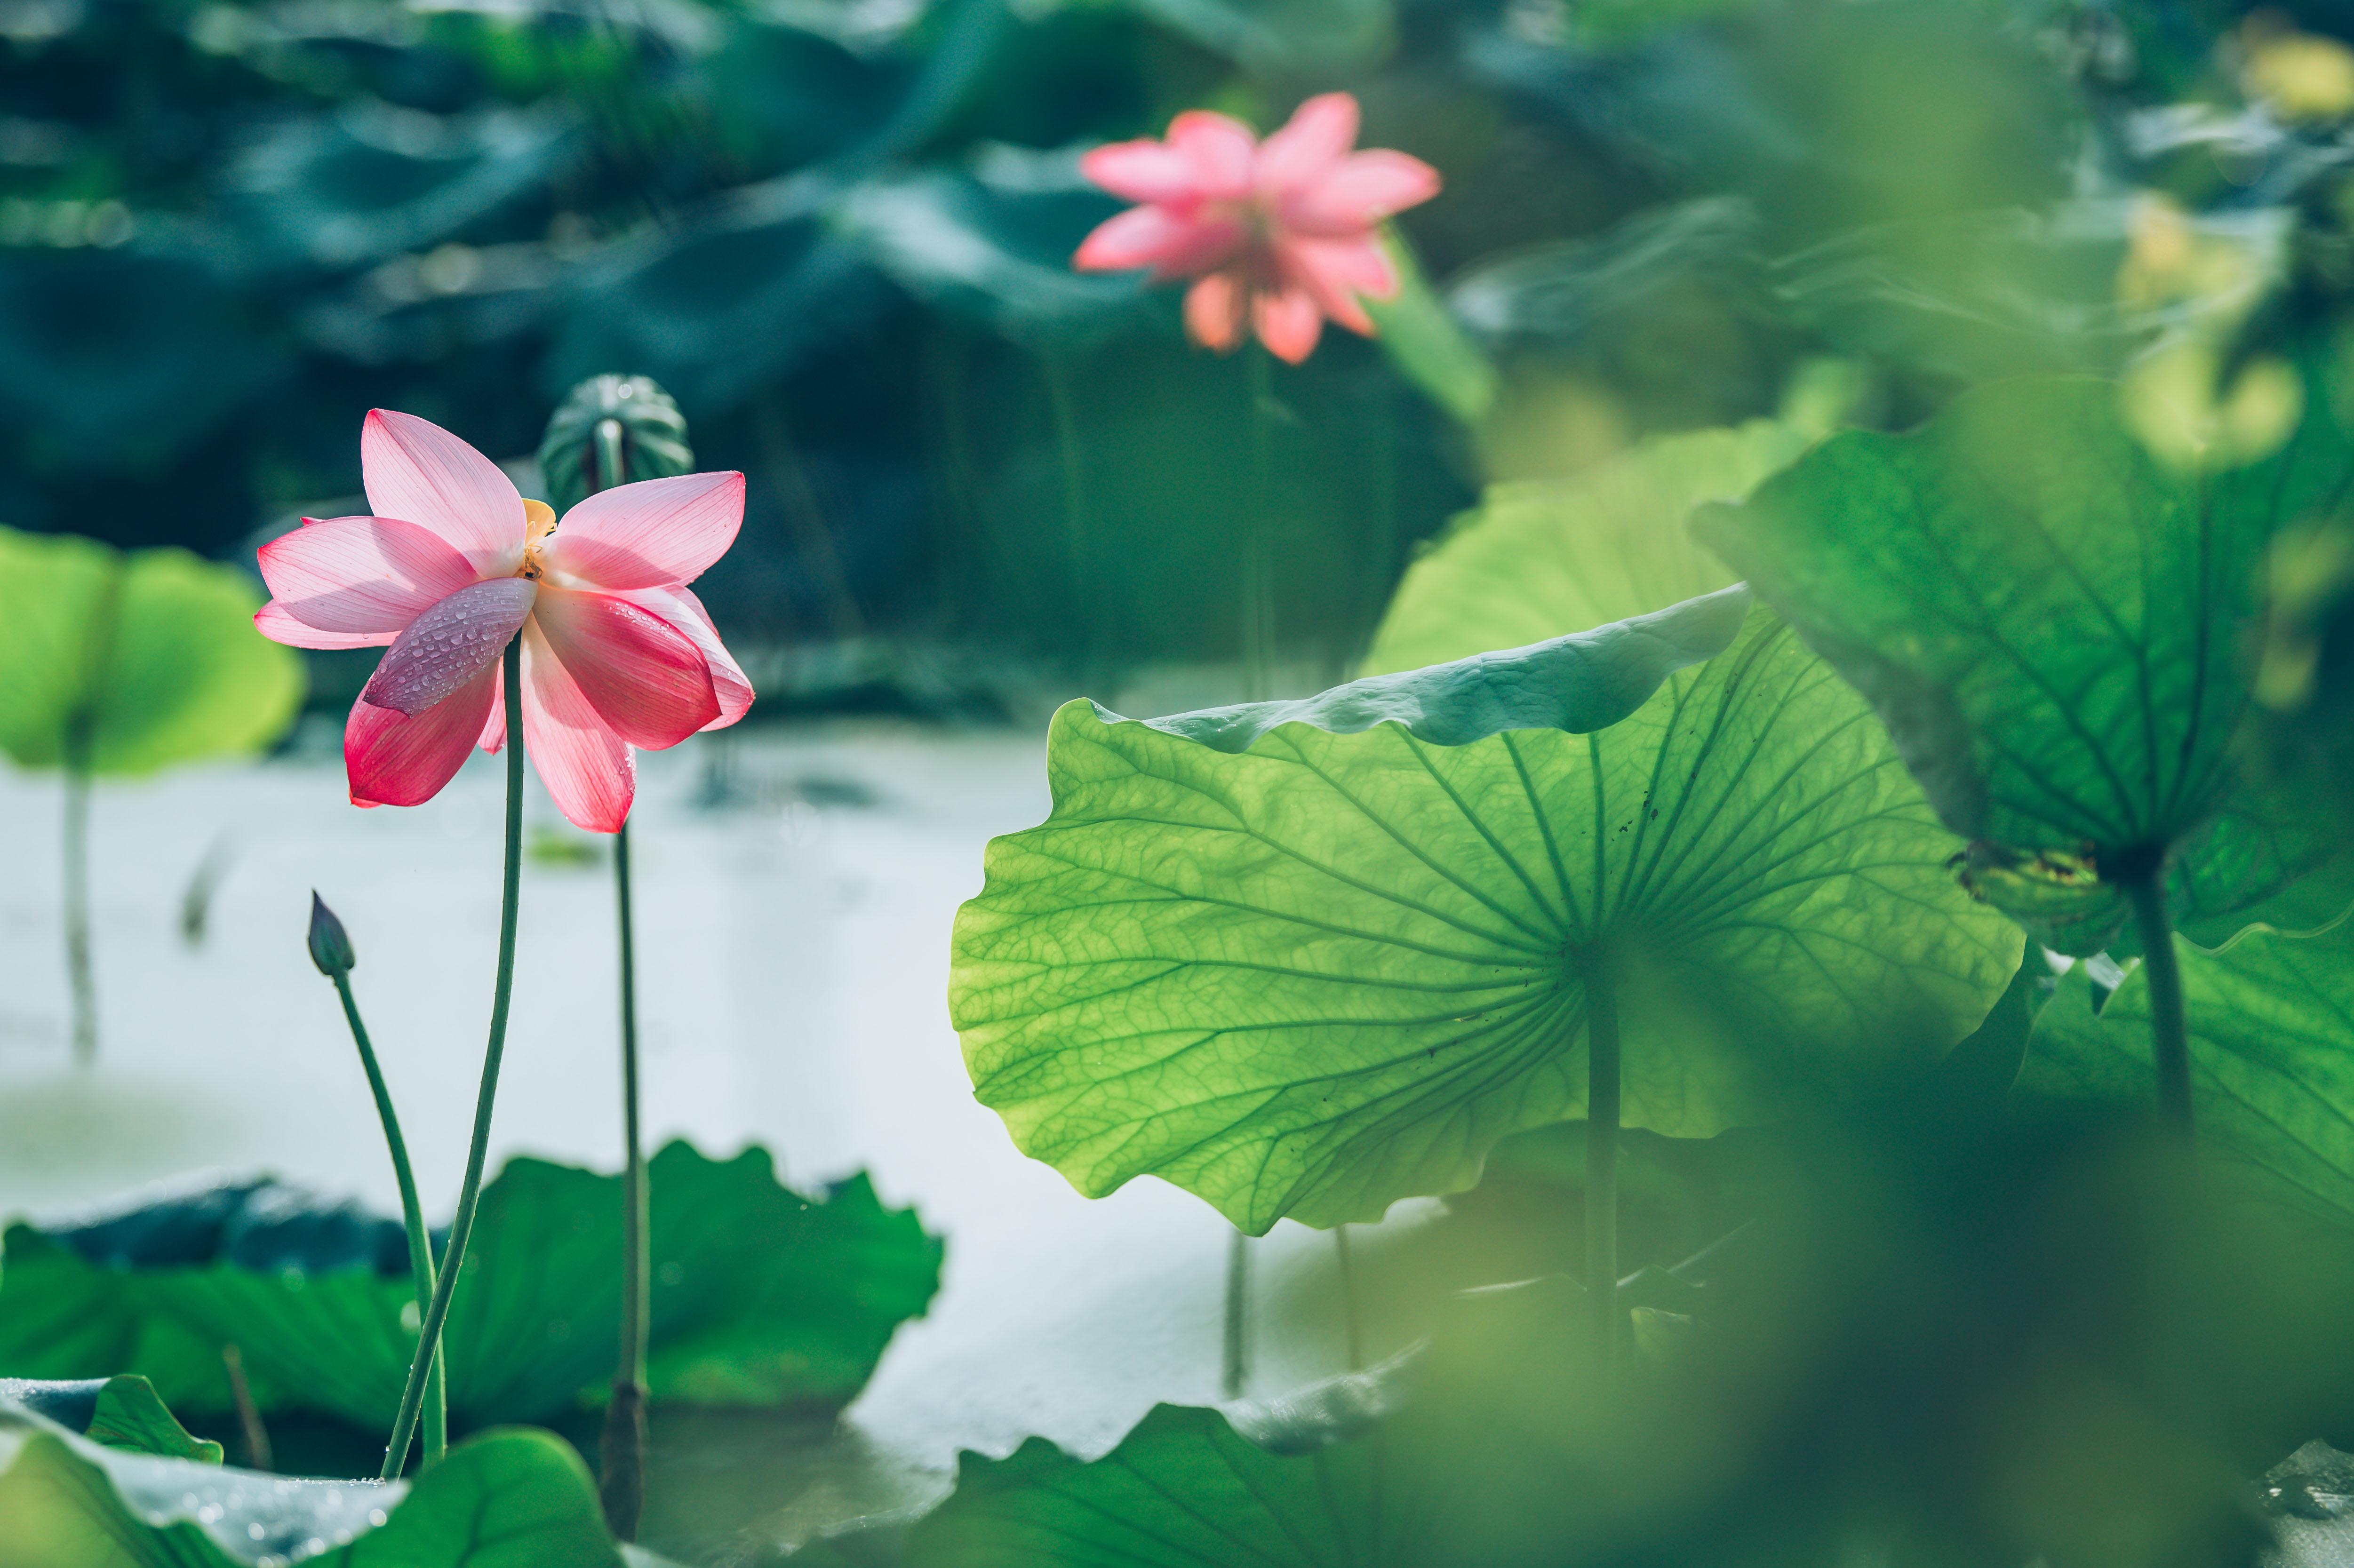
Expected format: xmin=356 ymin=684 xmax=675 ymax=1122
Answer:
xmin=221 ymin=1345 xmax=271 ymax=1472
xmin=592 ymin=418 xmax=651 ymax=1540
xmin=600 ymin=818 xmax=651 ymax=1540
xmin=1585 ymin=951 xmax=1622 ymax=1369
xmin=61 ymin=560 xmax=123 ymax=1067
xmin=333 ymin=970 xmax=446 ymax=1465
xmin=1043 ymin=356 xmax=1095 ymax=678
xmin=1334 ymin=1226 xmax=1365 ymax=1372
xmin=1221 ymin=1226 xmax=1251 ymax=1397
xmin=1242 ymin=343 xmax=1275 ymax=700
xmin=2122 ymin=869 xmax=2194 ymax=1141
xmin=61 ymin=727 xmax=95 ymax=1066
xmin=380 ymin=637 xmax=526 ymax=1481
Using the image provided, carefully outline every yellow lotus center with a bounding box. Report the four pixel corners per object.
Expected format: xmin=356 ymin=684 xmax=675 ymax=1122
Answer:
xmin=519 ymin=499 xmax=557 ymax=579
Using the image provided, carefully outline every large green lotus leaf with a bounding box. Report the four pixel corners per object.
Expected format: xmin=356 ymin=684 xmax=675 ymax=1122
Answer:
xmin=0 ymin=1406 xmax=655 ymax=1568
xmin=1363 ymin=422 xmax=1808 ymax=677
xmin=2 ymin=1377 xmax=221 ymax=1463
xmin=0 ymin=528 xmax=302 ymax=777
xmin=0 ymin=1143 xmax=940 ymax=1431
xmin=2020 ymin=920 xmax=2354 ymax=1224
xmin=951 ymin=602 xmax=2019 ymax=1231
xmin=1694 ymin=376 xmax=2354 ymax=955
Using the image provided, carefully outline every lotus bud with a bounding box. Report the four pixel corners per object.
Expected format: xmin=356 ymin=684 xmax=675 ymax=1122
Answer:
xmin=307 ymin=891 xmax=355 ymax=978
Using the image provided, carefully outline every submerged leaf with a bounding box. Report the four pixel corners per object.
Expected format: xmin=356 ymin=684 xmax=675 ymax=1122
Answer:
xmin=951 ymin=601 xmax=2017 ymax=1231
xmin=0 ymin=529 xmax=303 ymax=777
xmin=2022 ymin=920 xmax=2354 ymax=1224
xmin=1695 ymin=375 xmax=2354 ymax=953
xmin=1365 ymin=420 xmax=1808 ymax=677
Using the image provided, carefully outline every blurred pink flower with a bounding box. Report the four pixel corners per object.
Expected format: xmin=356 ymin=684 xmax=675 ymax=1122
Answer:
xmin=255 ymin=410 xmax=753 ymax=832
xmin=1073 ymin=93 xmax=1440 ymax=364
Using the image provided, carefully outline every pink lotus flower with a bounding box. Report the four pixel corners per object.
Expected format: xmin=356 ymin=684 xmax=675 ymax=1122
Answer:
xmin=1073 ymin=93 xmax=1440 ymax=364
xmin=255 ymin=411 xmax=753 ymax=832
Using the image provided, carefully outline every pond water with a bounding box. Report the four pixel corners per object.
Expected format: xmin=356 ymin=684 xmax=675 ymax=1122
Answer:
xmin=0 ymin=719 xmax=1435 ymax=1554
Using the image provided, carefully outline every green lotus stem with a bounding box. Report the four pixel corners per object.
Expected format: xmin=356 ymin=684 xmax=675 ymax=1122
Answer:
xmin=326 ymin=953 xmax=446 ymax=1465
xmin=1334 ymin=1226 xmax=1365 ymax=1371
xmin=1585 ymin=949 xmax=1622 ymax=1369
xmin=2120 ymin=868 xmax=2194 ymax=1141
xmin=1221 ymin=1226 xmax=1251 ymax=1398
xmin=1242 ymin=342 xmax=1275 ymax=701
xmin=61 ymin=725 xmax=96 ymax=1067
xmin=62 ymin=558 xmax=124 ymax=1067
xmin=592 ymin=417 xmax=653 ymax=1541
xmin=380 ymin=636 xmax=526 ymax=1481
xmin=1043 ymin=357 xmax=1094 ymax=676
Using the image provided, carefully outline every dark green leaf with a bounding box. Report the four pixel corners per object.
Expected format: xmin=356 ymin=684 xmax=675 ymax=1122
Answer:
xmin=0 ymin=529 xmax=303 ymax=777
xmin=0 ymin=1376 xmax=221 ymax=1463
xmin=2021 ymin=920 xmax=2354 ymax=1224
xmin=1364 ymin=421 xmax=1807 ymax=677
xmin=1694 ymin=375 xmax=2354 ymax=953
xmin=951 ymin=601 xmax=2018 ymax=1230
xmin=0 ymin=1144 xmax=940 ymax=1432
xmin=535 ymin=375 xmax=695 ymax=517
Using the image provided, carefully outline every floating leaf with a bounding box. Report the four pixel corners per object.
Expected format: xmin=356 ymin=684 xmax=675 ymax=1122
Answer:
xmin=0 ymin=1144 xmax=940 ymax=1432
xmin=950 ymin=598 xmax=2018 ymax=1230
xmin=0 ymin=1403 xmax=652 ymax=1567
xmin=0 ymin=528 xmax=302 ymax=777
xmin=2021 ymin=920 xmax=2354 ymax=1224
xmin=899 ymin=1398 xmax=1404 ymax=1567
xmin=1695 ymin=376 xmax=2354 ymax=955
xmin=1363 ymin=421 xmax=1807 ymax=677
xmin=1 ymin=1376 xmax=221 ymax=1462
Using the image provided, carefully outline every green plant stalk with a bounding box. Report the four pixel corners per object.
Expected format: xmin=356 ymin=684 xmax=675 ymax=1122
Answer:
xmin=1043 ymin=356 xmax=1095 ymax=677
xmin=331 ymin=971 xmax=445 ymax=1465
xmin=62 ymin=558 xmax=125 ymax=1067
xmin=61 ymin=719 xmax=96 ymax=1067
xmin=1585 ymin=951 xmax=1622 ymax=1368
xmin=593 ymin=417 xmax=652 ymax=1541
xmin=380 ymin=637 xmax=526 ymax=1481
xmin=2121 ymin=869 xmax=2194 ymax=1141
xmin=1242 ymin=342 xmax=1276 ymax=701
xmin=1221 ymin=1226 xmax=1251 ymax=1398
xmin=1334 ymin=1225 xmax=1365 ymax=1372
xmin=1219 ymin=344 xmax=1280 ymax=1393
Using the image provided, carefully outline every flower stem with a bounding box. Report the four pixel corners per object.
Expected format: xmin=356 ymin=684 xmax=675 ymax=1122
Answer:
xmin=332 ymin=970 xmax=445 ymax=1465
xmin=2121 ymin=868 xmax=2194 ymax=1142
xmin=379 ymin=635 xmax=526 ymax=1481
xmin=1242 ymin=343 xmax=1275 ymax=701
xmin=1585 ymin=949 xmax=1622 ymax=1370
xmin=1334 ymin=1226 xmax=1364 ymax=1371
xmin=1043 ymin=355 xmax=1095 ymax=678
xmin=61 ymin=729 xmax=96 ymax=1067
xmin=599 ymin=817 xmax=651 ymax=1541
xmin=1221 ymin=1226 xmax=1251 ymax=1397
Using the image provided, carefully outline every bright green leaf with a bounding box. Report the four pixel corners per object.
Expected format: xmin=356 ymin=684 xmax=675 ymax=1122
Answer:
xmin=0 ymin=528 xmax=302 ymax=778
xmin=0 ymin=1406 xmax=646 ymax=1567
xmin=1365 ymin=228 xmax=1497 ymax=426
xmin=0 ymin=1144 xmax=940 ymax=1432
xmin=2021 ymin=919 xmax=2354 ymax=1224
xmin=1694 ymin=376 xmax=2354 ymax=954
xmin=1364 ymin=422 xmax=1808 ymax=677
xmin=951 ymin=602 xmax=2019 ymax=1231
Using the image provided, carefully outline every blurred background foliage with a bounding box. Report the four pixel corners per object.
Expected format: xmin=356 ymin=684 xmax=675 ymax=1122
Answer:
xmin=5 ymin=0 xmax=2353 ymax=710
